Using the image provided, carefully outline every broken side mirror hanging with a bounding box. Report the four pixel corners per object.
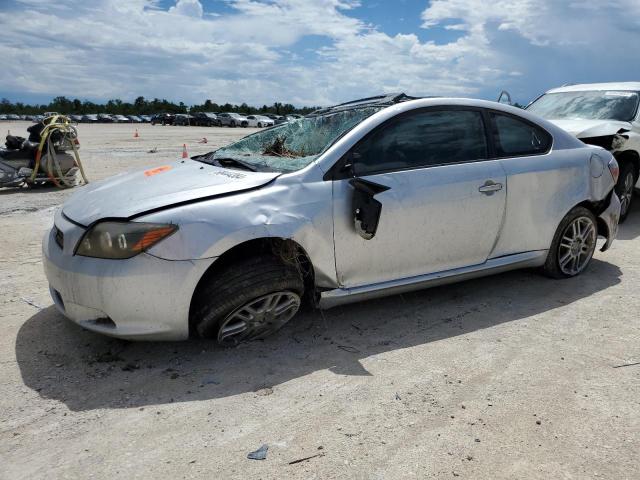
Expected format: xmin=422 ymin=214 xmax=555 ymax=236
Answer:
xmin=349 ymin=178 xmax=390 ymax=240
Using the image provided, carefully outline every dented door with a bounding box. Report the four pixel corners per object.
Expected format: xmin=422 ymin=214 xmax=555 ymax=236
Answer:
xmin=331 ymin=107 xmax=508 ymax=288
xmin=332 ymin=160 xmax=507 ymax=288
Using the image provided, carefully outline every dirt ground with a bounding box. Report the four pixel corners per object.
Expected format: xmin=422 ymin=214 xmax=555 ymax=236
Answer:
xmin=1 ymin=121 xmax=638 ymax=479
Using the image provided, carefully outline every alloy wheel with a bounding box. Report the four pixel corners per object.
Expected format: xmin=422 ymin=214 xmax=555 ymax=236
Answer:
xmin=558 ymin=216 xmax=597 ymax=276
xmin=217 ymin=291 xmax=301 ymax=346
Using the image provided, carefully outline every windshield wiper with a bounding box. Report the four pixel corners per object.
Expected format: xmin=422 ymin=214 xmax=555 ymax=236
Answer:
xmin=210 ymin=157 xmax=259 ymax=172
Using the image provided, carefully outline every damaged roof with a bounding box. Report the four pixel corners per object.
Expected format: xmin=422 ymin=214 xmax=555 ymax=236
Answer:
xmin=308 ymin=93 xmax=425 ymax=117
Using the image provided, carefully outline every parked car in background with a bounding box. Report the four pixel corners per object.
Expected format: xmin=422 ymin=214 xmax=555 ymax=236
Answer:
xmin=69 ymin=114 xmax=84 ymax=123
xmin=82 ymin=114 xmax=99 ymax=123
xmin=216 ymin=112 xmax=249 ymax=127
xmin=174 ymin=114 xmax=194 ymax=126
xmin=275 ymin=115 xmax=298 ymax=125
xmin=139 ymin=115 xmax=152 ymax=123
xmin=43 ymin=94 xmax=620 ymax=343
xmin=97 ymin=113 xmax=114 ymax=123
xmin=528 ymin=82 xmax=640 ymax=222
xmin=192 ymin=112 xmax=218 ymax=126
xmin=112 ymin=115 xmax=129 ymax=123
xmin=245 ymin=115 xmax=275 ymax=128
xmin=0 ymin=115 xmax=7 ymax=121
xmin=6 ymin=114 xmax=20 ymax=120
xmin=127 ymin=115 xmax=143 ymax=123
xmin=151 ymin=113 xmax=175 ymax=126
xmin=43 ymin=112 xmax=59 ymax=118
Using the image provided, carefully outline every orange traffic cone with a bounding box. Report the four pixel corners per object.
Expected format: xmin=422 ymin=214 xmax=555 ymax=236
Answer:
xmin=182 ymin=144 xmax=188 ymax=158
xmin=134 ymin=129 xmax=139 ymax=138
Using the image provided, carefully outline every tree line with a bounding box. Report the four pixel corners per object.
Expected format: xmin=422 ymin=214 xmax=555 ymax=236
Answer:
xmin=0 ymin=96 xmax=321 ymax=116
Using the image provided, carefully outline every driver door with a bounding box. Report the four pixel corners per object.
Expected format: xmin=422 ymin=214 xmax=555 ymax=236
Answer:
xmin=332 ymin=107 xmax=507 ymax=288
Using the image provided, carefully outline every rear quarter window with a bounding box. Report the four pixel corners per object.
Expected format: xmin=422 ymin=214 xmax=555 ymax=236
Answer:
xmin=490 ymin=112 xmax=551 ymax=157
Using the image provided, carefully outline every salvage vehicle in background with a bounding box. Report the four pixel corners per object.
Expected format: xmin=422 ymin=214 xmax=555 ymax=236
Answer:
xmin=97 ymin=113 xmax=114 ymax=123
xmin=174 ymin=114 xmax=194 ymax=126
xmin=528 ymin=82 xmax=640 ymax=221
xmin=216 ymin=112 xmax=249 ymax=128
xmin=192 ymin=112 xmax=218 ymax=126
xmin=43 ymin=94 xmax=620 ymax=344
xmin=245 ymin=115 xmax=274 ymax=128
xmin=151 ymin=113 xmax=175 ymax=125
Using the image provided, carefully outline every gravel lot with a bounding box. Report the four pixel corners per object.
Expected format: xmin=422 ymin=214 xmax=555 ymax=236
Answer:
xmin=1 ymin=121 xmax=639 ymax=479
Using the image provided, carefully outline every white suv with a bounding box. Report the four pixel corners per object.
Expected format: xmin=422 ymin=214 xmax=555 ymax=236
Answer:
xmin=528 ymin=82 xmax=640 ymax=221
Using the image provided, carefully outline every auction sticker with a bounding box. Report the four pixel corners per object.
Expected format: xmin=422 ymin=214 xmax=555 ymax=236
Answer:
xmin=144 ymin=165 xmax=172 ymax=177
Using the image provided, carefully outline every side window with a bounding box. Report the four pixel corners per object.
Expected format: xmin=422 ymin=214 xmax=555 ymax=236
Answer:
xmin=491 ymin=113 xmax=551 ymax=157
xmin=353 ymin=109 xmax=487 ymax=175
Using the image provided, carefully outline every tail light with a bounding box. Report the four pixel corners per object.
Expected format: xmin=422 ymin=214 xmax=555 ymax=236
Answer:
xmin=608 ymin=157 xmax=619 ymax=183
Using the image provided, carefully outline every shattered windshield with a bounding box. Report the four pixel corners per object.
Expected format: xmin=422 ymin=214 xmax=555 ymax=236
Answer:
xmin=527 ymin=90 xmax=640 ymax=122
xmin=203 ymin=106 xmax=384 ymax=172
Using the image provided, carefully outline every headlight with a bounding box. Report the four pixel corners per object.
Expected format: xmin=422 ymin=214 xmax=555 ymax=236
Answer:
xmin=76 ymin=222 xmax=177 ymax=259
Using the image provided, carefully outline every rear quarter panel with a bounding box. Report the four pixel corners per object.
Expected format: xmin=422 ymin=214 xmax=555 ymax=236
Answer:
xmin=491 ymin=147 xmax=612 ymax=258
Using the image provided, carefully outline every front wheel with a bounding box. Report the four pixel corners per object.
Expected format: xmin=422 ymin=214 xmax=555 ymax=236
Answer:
xmin=190 ymin=256 xmax=304 ymax=346
xmin=616 ymin=162 xmax=635 ymax=223
xmin=543 ymin=206 xmax=598 ymax=279
xmin=230 ymin=121 xmax=236 ymax=128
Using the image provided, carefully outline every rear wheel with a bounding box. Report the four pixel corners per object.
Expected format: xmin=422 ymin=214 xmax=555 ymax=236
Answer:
xmin=230 ymin=121 xmax=236 ymax=128
xmin=616 ymin=162 xmax=635 ymax=223
xmin=543 ymin=206 xmax=598 ymax=279
xmin=191 ymin=256 xmax=304 ymax=346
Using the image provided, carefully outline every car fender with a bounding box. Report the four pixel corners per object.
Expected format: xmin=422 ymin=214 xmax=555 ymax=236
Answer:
xmin=141 ymin=175 xmax=339 ymax=288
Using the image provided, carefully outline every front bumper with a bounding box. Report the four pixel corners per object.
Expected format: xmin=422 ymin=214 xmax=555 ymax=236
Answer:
xmin=42 ymin=211 xmax=216 ymax=341
xmin=599 ymin=192 xmax=620 ymax=252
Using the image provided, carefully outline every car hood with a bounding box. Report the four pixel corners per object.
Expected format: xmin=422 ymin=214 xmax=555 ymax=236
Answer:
xmin=547 ymin=118 xmax=632 ymax=139
xmin=62 ymin=159 xmax=280 ymax=226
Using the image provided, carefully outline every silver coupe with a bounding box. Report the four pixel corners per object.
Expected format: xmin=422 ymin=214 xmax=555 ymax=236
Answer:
xmin=43 ymin=94 xmax=621 ymax=344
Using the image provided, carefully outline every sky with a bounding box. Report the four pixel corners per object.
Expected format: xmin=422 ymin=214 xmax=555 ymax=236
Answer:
xmin=1 ymin=0 xmax=639 ymax=107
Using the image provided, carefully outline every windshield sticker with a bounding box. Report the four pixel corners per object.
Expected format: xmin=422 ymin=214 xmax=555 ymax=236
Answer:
xmin=144 ymin=165 xmax=172 ymax=177
xmin=604 ymin=91 xmax=635 ymax=97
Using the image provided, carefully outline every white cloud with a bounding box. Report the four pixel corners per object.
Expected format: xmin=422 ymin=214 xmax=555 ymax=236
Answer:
xmin=0 ymin=0 xmax=638 ymax=106
xmin=169 ymin=0 xmax=204 ymax=18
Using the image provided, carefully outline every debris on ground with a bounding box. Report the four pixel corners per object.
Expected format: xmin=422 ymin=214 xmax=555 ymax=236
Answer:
xmin=395 ymin=392 xmax=401 ymax=400
xmin=288 ymin=452 xmax=324 ymax=465
xmin=147 ymin=147 xmax=157 ymax=153
xmin=20 ymin=297 xmax=43 ymax=310
xmin=338 ymin=345 xmax=359 ymax=354
xmin=255 ymin=387 xmax=273 ymax=396
xmin=201 ymin=376 xmax=220 ymax=385
xmin=247 ymin=444 xmax=268 ymax=460
xmin=613 ymin=361 xmax=640 ymax=368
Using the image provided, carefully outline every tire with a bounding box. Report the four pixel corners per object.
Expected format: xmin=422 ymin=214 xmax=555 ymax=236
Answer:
xmin=190 ymin=255 xmax=304 ymax=346
xmin=257 ymin=122 xmax=262 ymax=128
xmin=543 ymin=206 xmax=598 ymax=279
xmin=230 ymin=121 xmax=236 ymax=128
xmin=615 ymin=161 xmax=635 ymax=223
xmin=242 ymin=122 xmax=248 ymax=128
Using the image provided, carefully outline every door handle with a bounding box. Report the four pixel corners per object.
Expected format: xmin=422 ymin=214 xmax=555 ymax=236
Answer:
xmin=478 ymin=180 xmax=503 ymax=195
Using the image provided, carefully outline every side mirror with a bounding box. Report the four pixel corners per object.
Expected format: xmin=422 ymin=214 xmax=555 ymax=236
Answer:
xmin=349 ymin=178 xmax=390 ymax=240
